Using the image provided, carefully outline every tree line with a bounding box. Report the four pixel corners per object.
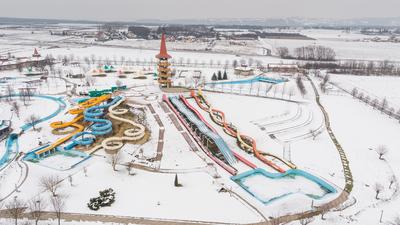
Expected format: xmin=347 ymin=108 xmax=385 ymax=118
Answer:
xmin=276 ymin=45 xmax=336 ymax=61
xmin=300 ymin=60 xmax=400 ymax=76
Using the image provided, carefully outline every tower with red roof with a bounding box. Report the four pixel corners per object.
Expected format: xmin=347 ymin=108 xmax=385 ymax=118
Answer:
xmin=155 ymin=33 xmax=172 ymax=87
xmin=32 ymin=48 xmax=41 ymax=58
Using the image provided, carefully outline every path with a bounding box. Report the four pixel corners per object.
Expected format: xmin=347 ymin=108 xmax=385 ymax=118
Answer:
xmin=251 ymin=74 xmax=354 ymax=225
xmin=0 ymin=210 xmax=232 ymax=225
xmin=147 ymin=103 xmax=165 ymax=164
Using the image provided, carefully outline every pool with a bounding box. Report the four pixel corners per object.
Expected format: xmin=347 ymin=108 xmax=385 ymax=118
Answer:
xmin=231 ymin=168 xmax=336 ymax=204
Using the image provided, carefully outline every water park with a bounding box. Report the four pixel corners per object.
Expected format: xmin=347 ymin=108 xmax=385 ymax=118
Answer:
xmin=0 ymin=30 xmax=370 ymax=225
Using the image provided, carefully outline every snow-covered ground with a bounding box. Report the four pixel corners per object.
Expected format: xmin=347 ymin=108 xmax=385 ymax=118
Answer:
xmin=1 ymin=26 xmax=400 ymax=225
xmin=330 ymin=74 xmax=400 ymax=109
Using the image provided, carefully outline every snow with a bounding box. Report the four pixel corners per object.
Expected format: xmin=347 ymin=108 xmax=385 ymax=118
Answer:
xmin=1 ymin=25 xmax=400 ymax=225
xmin=330 ymin=74 xmax=400 ymax=108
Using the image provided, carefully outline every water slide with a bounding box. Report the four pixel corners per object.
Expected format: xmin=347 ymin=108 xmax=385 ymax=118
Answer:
xmin=64 ymin=96 xmax=122 ymax=150
xmin=179 ymin=96 xmax=257 ymax=169
xmin=0 ymin=133 xmax=18 ymax=167
xmin=163 ymin=95 xmax=237 ymax=175
xmin=96 ymin=96 xmax=146 ymax=153
xmin=191 ymin=90 xmax=296 ymax=172
xmin=169 ymin=95 xmax=237 ymax=166
xmin=36 ymin=95 xmax=112 ymax=156
xmin=205 ymin=75 xmax=287 ymax=86
xmin=0 ymin=94 xmax=66 ymax=167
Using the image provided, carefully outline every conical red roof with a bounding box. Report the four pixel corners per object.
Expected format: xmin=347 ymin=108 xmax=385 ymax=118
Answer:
xmin=33 ymin=48 xmax=40 ymax=57
xmin=155 ymin=33 xmax=171 ymax=59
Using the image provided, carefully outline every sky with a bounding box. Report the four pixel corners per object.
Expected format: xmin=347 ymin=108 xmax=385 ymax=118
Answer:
xmin=0 ymin=0 xmax=399 ymax=22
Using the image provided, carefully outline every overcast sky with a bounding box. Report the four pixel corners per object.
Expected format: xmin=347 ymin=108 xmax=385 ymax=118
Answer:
xmin=0 ymin=0 xmax=399 ymax=21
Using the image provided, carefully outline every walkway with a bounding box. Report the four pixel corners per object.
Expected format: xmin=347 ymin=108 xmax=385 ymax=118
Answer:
xmin=250 ymin=74 xmax=354 ymax=224
xmin=0 ymin=210 xmax=231 ymax=225
xmin=146 ymin=103 xmax=165 ymax=165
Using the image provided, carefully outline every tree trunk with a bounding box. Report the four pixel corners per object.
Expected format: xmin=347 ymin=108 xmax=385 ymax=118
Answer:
xmin=376 ymin=191 xmax=379 ymax=200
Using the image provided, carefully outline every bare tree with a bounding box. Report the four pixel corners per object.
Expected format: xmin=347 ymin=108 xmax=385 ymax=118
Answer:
xmin=296 ymin=76 xmax=307 ymax=97
xmin=376 ymin=145 xmax=388 ymax=160
xmin=6 ymin=84 xmax=14 ymax=101
xmin=374 ymin=182 xmax=384 ymax=200
xmin=5 ymin=198 xmax=27 ymax=225
xmin=276 ymin=47 xmax=290 ymax=58
xmin=83 ymin=167 xmax=88 ymax=177
xmin=371 ymin=99 xmax=379 ymax=109
xmin=380 ymin=98 xmax=388 ymax=112
xmin=50 ymin=195 xmax=66 ymax=225
xmin=288 ymin=87 xmax=295 ymax=100
xmin=309 ymin=129 xmax=318 ymax=140
xmin=108 ymin=151 xmax=122 ymax=171
xmin=68 ymin=175 xmax=73 ymax=187
xmin=28 ymin=196 xmax=47 ymax=225
xmin=351 ymin=87 xmax=358 ymax=97
xmin=389 ymin=175 xmax=397 ymax=189
xmin=39 ymin=176 xmax=62 ymax=197
xmin=126 ymin=162 xmax=135 ymax=175
xmin=25 ymin=114 xmax=40 ymax=131
xmin=11 ymin=101 xmax=20 ymax=118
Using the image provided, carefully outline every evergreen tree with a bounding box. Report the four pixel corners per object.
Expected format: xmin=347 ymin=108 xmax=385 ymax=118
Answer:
xmin=211 ymin=73 xmax=217 ymax=81
xmin=223 ymin=70 xmax=228 ymax=80
xmin=174 ymin=174 xmax=181 ymax=187
xmin=217 ymin=70 xmax=222 ymax=80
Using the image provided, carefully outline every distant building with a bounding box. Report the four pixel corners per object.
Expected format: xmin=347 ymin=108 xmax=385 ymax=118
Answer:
xmin=32 ymin=48 xmax=41 ymax=58
xmin=0 ymin=49 xmax=47 ymax=71
xmin=267 ymin=64 xmax=299 ymax=73
xmin=234 ymin=66 xmax=254 ymax=76
xmin=156 ymin=33 xmax=172 ymax=88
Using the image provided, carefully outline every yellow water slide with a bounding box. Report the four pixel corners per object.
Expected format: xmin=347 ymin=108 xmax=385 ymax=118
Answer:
xmin=35 ymin=95 xmax=112 ymax=156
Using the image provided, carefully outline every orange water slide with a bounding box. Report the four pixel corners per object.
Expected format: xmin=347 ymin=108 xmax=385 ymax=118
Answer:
xmin=191 ymin=90 xmax=296 ymax=172
xmin=35 ymin=95 xmax=112 ymax=156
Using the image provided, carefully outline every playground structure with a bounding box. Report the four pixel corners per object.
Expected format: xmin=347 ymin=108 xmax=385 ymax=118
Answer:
xmin=191 ymin=89 xmax=296 ymax=172
xmin=64 ymin=96 xmax=122 ymax=150
xmin=88 ymin=86 xmax=127 ymax=97
xmin=231 ymin=168 xmax=337 ymax=204
xmin=103 ymin=65 xmax=116 ymax=73
xmin=35 ymin=94 xmax=112 ymax=158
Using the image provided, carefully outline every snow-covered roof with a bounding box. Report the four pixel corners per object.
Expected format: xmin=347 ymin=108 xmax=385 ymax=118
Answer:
xmin=268 ymin=64 xmax=298 ymax=68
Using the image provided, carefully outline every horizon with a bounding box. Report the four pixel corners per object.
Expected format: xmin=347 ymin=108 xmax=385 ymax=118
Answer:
xmin=1 ymin=0 xmax=400 ymax=22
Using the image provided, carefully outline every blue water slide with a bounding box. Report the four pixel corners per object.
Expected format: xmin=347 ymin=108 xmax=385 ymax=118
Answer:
xmin=65 ymin=96 xmax=122 ymax=150
xmin=231 ymin=168 xmax=337 ymax=204
xmin=0 ymin=133 xmax=18 ymax=166
xmin=0 ymin=94 xmax=66 ymax=168
xmin=169 ymin=96 xmax=237 ymax=165
xmin=205 ymin=75 xmax=287 ymax=86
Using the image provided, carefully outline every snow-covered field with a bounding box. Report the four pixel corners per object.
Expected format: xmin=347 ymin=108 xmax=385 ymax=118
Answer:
xmin=330 ymin=74 xmax=400 ymax=108
xmin=1 ymin=26 xmax=400 ymax=225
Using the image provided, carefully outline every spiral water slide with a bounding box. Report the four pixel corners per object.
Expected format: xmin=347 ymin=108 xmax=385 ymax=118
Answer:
xmin=35 ymin=95 xmax=111 ymax=156
xmin=191 ymin=90 xmax=296 ymax=172
xmin=65 ymin=96 xmax=122 ymax=149
xmin=97 ymin=96 xmax=146 ymax=153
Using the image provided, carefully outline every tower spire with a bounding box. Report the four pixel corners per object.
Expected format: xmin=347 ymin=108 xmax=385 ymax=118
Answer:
xmin=156 ymin=33 xmax=171 ymax=59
